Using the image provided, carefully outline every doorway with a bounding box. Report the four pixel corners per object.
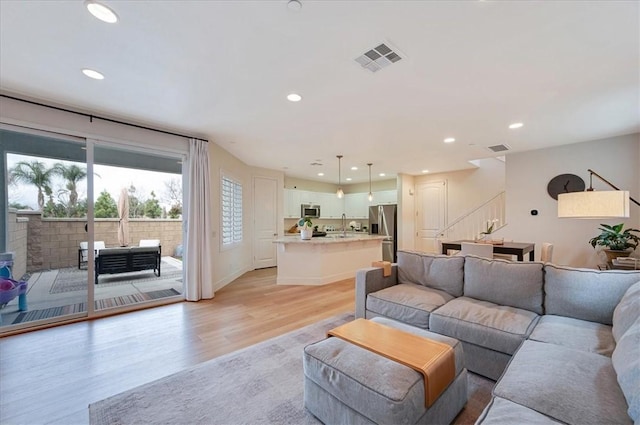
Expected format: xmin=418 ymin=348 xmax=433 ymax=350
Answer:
xmin=415 ymin=180 xmax=447 ymax=253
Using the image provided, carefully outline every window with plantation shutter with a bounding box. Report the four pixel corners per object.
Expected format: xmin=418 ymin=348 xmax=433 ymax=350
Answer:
xmin=221 ymin=174 xmax=242 ymax=247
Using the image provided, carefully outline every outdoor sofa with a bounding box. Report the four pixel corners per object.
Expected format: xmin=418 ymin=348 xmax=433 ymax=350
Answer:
xmin=354 ymin=250 xmax=640 ymax=424
xmin=95 ymin=245 xmax=161 ymax=284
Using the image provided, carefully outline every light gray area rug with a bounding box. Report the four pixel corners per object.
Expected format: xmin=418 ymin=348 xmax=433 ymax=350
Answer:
xmin=89 ymin=313 xmax=493 ymax=425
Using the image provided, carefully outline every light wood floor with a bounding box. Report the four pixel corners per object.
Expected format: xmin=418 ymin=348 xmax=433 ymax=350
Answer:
xmin=0 ymin=267 xmax=355 ymax=425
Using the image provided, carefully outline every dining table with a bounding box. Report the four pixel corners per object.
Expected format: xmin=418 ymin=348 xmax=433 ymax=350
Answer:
xmin=441 ymin=240 xmax=535 ymax=261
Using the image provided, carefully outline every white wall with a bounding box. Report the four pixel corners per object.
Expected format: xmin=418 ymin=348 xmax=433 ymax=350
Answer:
xmin=208 ymin=142 xmax=284 ymax=291
xmin=397 ymin=173 xmax=416 ymax=251
xmin=413 ymin=158 xmax=506 ymax=226
xmin=501 ymin=133 xmax=639 ymax=267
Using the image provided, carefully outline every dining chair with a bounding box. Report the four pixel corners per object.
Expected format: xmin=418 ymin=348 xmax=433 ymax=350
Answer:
xmin=460 ymin=242 xmax=494 ymax=259
xmin=541 ymin=243 xmax=554 ymax=263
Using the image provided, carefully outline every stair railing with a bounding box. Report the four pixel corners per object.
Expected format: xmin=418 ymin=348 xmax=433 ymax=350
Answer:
xmin=436 ymin=191 xmax=506 ymax=243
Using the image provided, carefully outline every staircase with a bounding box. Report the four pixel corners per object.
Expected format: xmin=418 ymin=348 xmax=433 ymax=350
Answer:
xmin=437 ymin=191 xmax=506 ymax=243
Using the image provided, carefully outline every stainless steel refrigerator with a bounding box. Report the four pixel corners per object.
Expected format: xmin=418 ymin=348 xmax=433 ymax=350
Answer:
xmin=369 ymin=204 xmax=397 ymax=262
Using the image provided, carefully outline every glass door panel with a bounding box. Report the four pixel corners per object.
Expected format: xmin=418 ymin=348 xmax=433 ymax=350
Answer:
xmin=1 ymin=128 xmax=89 ymax=329
xmin=92 ymin=144 xmax=184 ymax=312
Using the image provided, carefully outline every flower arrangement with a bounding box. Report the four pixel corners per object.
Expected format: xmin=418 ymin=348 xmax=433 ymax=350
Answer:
xmin=349 ymin=220 xmax=357 ymax=231
xmin=480 ymin=219 xmax=499 ymax=235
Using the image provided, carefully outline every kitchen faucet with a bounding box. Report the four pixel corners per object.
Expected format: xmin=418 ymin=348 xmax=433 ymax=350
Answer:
xmin=341 ymin=213 xmax=347 ymax=237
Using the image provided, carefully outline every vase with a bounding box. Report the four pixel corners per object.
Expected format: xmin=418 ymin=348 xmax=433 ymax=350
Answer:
xmin=300 ymin=227 xmax=313 ymax=240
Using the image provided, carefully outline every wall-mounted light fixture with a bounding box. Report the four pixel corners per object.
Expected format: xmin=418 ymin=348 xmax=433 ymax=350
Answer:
xmin=558 ymin=169 xmax=638 ymax=218
xmin=367 ymin=163 xmax=373 ymax=202
xmin=336 ymin=155 xmax=344 ymax=199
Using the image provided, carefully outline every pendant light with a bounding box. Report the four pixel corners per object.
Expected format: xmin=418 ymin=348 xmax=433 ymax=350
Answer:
xmin=367 ymin=163 xmax=373 ymax=202
xmin=336 ymin=155 xmax=344 ymax=198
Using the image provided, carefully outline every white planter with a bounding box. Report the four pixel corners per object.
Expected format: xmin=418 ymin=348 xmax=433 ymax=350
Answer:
xmin=300 ymin=227 xmax=313 ymax=240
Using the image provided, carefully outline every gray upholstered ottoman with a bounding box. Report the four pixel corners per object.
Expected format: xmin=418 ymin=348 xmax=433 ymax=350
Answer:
xmin=303 ymin=317 xmax=468 ymax=425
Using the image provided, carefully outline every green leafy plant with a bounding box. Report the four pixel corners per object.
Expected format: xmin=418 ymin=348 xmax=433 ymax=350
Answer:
xmin=589 ymin=223 xmax=640 ymax=251
xmin=298 ymin=217 xmax=313 ymax=228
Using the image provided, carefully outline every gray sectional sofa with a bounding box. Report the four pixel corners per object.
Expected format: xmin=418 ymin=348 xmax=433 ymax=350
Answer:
xmin=355 ymin=250 xmax=640 ymax=424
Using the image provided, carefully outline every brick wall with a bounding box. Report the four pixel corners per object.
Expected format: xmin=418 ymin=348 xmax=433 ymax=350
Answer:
xmin=6 ymin=210 xmax=28 ymax=279
xmin=16 ymin=211 xmax=182 ymax=272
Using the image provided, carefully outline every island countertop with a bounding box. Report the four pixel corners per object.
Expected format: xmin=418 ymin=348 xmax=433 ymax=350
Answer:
xmin=273 ymin=234 xmax=386 ymax=244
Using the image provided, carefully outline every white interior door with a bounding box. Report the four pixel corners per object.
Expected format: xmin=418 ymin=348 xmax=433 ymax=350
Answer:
xmin=253 ymin=176 xmax=278 ymax=268
xmin=415 ymin=180 xmax=447 ymax=253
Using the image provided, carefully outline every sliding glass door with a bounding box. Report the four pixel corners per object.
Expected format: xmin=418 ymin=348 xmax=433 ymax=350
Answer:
xmin=1 ymin=128 xmax=89 ymax=328
xmin=92 ymin=143 xmax=184 ymax=312
xmin=1 ymin=128 xmax=185 ymax=332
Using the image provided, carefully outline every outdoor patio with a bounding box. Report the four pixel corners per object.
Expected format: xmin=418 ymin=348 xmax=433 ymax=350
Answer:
xmin=1 ymin=256 xmax=183 ymax=326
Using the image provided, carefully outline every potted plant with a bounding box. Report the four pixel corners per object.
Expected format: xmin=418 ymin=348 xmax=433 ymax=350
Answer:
xmin=589 ymin=223 xmax=640 ymax=264
xmin=298 ymin=217 xmax=313 ymax=240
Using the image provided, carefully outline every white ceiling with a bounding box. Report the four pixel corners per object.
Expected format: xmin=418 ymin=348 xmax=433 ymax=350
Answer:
xmin=1 ymin=1 xmax=638 ymax=184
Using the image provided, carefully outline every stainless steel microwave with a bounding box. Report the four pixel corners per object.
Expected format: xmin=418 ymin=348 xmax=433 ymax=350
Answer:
xmin=301 ymin=204 xmax=321 ymax=218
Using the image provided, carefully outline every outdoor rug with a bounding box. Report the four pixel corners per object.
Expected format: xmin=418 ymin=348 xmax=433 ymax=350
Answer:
xmin=50 ymin=259 xmax=182 ymax=294
xmin=89 ymin=313 xmax=493 ymax=425
xmin=12 ymin=289 xmax=181 ymax=324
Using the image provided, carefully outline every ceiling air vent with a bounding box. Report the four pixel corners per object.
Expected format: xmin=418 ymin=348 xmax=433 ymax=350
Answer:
xmin=487 ymin=144 xmax=511 ymax=153
xmin=354 ymin=43 xmax=402 ymax=73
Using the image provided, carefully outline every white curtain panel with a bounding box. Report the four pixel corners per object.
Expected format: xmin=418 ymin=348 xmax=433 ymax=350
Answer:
xmin=185 ymin=138 xmax=214 ymax=300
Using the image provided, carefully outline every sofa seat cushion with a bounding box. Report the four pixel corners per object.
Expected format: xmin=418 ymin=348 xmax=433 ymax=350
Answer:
xmin=367 ymin=283 xmax=454 ymax=329
xmin=477 ymin=397 xmax=563 ymax=424
xmin=429 ymin=297 xmax=539 ymax=355
xmin=494 ymin=340 xmax=632 ymax=425
xmin=529 ymin=315 xmax=615 ymax=357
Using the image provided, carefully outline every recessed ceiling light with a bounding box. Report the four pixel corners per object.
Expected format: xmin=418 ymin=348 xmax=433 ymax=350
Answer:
xmin=444 ymin=137 xmax=456 ymax=143
xmin=422 ymin=169 xmax=429 ymax=173
xmin=85 ymin=1 xmax=118 ymax=23
xmin=287 ymin=0 xmax=302 ymax=11
xmin=346 ymin=178 xmax=352 ymax=181
xmin=351 ymin=166 xmax=358 ymax=171
xmin=317 ymin=172 xmax=324 ymax=176
xmin=379 ymin=173 xmax=386 ymax=177
xmin=287 ymin=93 xmax=302 ymax=102
xmin=82 ymin=68 xmax=104 ymax=80
xmin=509 ymin=122 xmax=524 ymax=129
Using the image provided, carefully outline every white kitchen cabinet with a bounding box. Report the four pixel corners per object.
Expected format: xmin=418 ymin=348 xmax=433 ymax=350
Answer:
xmin=374 ymin=189 xmax=397 ymax=205
xmin=284 ymin=189 xmax=302 ymax=218
xmin=318 ymin=192 xmax=344 ymax=218
xmin=344 ymin=193 xmax=369 ymax=219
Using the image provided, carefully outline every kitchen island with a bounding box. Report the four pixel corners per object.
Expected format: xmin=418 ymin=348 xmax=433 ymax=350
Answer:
xmin=273 ymin=234 xmax=385 ymax=285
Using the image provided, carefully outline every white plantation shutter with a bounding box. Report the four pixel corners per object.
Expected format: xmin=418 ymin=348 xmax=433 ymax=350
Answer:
xmin=221 ymin=175 xmax=242 ymax=246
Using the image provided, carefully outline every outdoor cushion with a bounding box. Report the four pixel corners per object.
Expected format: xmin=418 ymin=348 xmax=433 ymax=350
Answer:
xmin=544 ymin=264 xmax=640 ymax=325
xmin=367 ymin=283 xmax=453 ymax=329
xmin=611 ymin=316 xmax=640 ymax=422
xmin=528 ymin=315 xmax=615 ymax=356
xmin=463 ymin=256 xmax=544 ymax=314
xmin=477 ymin=397 xmax=563 ymax=424
xmin=397 ymin=250 xmax=465 ymax=297
xmin=612 ymin=280 xmax=640 ymax=342
xmin=429 ymin=296 xmax=539 ymax=355
xmin=494 ymin=340 xmax=632 ymax=425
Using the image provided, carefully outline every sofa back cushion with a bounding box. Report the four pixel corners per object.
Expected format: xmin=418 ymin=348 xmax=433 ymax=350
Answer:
xmin=612 ymin=280 xmax=640 ymax=342
xmin=611 ymin=316 xmax=640 ymax=422
xmin=397 ymin=250 xmax=465 ymax=297
xmin=545 ymin=264 xmax=640 ymax=325
xmin=463 ymin=256 xmax=544 ymax=314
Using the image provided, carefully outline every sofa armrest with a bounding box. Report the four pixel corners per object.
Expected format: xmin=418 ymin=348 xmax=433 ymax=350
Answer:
xmin=355 ymin=265 xmax=398 ymax=318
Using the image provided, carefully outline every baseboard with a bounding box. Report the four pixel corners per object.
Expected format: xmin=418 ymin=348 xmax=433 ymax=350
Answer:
xmin=213 ymin=266 xmax=252 ymax=292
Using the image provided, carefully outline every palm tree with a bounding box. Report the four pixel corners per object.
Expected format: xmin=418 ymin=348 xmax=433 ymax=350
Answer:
xmin=9 ymin=160 xmax=55 ymax=210
xmin=54 ymin=163 xmax=87 ymax=212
